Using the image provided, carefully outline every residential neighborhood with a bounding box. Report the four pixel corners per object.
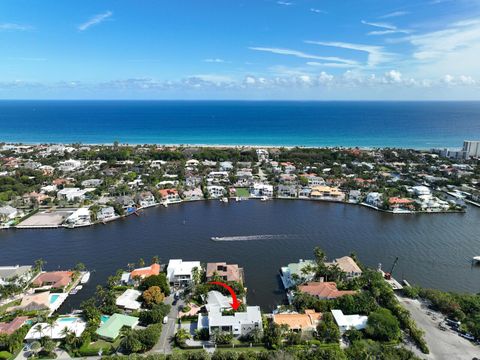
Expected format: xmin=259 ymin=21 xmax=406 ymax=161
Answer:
xmin=1 ymin=143 xmax=478 ymax=230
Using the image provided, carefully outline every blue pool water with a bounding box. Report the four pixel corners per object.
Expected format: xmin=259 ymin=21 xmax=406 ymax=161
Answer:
xmin=57 ymin=317 xmax=77 ymax=323
xmin=49 ymin=294 xmax=60 ymax=304
xmin=100 ymin=315 xmax=110 ymax=323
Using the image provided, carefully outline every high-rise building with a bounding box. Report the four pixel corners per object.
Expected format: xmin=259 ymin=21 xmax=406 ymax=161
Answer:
xmin=463 ymin=141 xmax=480 ymax=159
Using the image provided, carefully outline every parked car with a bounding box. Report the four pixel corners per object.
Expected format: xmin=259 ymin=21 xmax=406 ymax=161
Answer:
xmin=460 ymin=333 xmax=475 ymax=341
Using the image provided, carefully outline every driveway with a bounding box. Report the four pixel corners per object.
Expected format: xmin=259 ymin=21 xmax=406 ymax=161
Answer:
xmin=396 ymin=294 xmax=480 ymax=360
xmin=151 ymin=293 xmax=185 ymax=354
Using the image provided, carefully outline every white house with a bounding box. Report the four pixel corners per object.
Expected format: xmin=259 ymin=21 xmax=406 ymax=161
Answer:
xmin=57 ymin=188 xmax=89 ymax=202
xmin=24 ymin=317 xmax=86 ymax=341
xmin=0 ymin=205 xmax=21 ymax=223
xmin=57 ymin=159 xmax=82 ymax=172
xmin=331 ymin=309 xmax=368 ymax=333
xmin=197 ymin=306 xmax=262 ymax=338
xmin=64 ymin=208 xmax=91 ymax=226
xmin=167 ymin=259 xmax=201 ymax=286
xmin=81 ymin=179 xmax=103 ymax=187
xmin=412 ymin=185 xmax=431 ymax=196
xmin=365 ymin=192 xmax=383 ymax=208
xmin=0 ymin=265 xmax=32 ymax=286
xmin=116 ymin=289 xmax=142 ymax=311
xmin=250 ymin=183 xmax=273 ymax=198
xmin=207 ymin=185 xmax=226 ymax=199
xmin=97 ymin=207 xmax=116 ymax=221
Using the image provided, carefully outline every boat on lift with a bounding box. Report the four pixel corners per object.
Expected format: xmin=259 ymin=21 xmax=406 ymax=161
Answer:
xmin=80 ymin=272 xmax=90 ymax=284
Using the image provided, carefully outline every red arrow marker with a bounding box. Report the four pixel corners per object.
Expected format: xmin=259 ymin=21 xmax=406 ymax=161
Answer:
xmin=208 ymin=281 xmax=241 ymax=310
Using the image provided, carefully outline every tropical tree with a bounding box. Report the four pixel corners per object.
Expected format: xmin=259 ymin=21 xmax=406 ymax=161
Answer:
xmin=29 ymin=341 xmax=42 ymax=358
xmin=316 ymin=312 xmax=340 ymax=343
xmin=174 ymin=328 xmax=191 ymax=346
xmin=34 ymin=259 xmax=46 ymax=273
xmin=142 ymin=286 xmax=165 ymax=307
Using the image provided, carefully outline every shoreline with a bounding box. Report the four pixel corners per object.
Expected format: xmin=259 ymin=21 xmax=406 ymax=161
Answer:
xmin=0 ymin=141 xmax=442 ymax=151
xmin=5 ymin=197 xmax=466 ymax=231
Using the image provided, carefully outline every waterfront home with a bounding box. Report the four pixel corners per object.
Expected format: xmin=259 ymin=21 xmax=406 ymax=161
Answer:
xmin=159 ymin=188 xmax=181 ymax=204
xmin=327 ymin=256 xmax=362 ymax=279
xmin=348 ymin=190 xmax=362 ymax=204
xmin=0 ymin=316 xmax=29 ymax=335
xmin=116 ymin=289 xmax=142 ymax=311
xmin=81 ymin=178 xmax=103 ymax=187
xmin=64 ymin=208 xmax=91 ymax=227
xmin=135 ymin=191 xmax=156 ymax=208
xmin=130 ymin=263 xmax=161 ymax=279
xmin=250 ymin=183 xmax=274 ymax=198
xmin=298 ymin=187 xmax=312 ymax=199
xmin=167 ymin=259 xmax=201 ymax=286
xmin=204 ymin=291 xmax=232 ymax=312
xmin=0 ymin=205 xmax=22 ymax=223
xmin=310 ymin=186 xmax=345 ymax=201
xmin=277 ymin=185 xmax=298 ymax=198
xmin=280 ymin=260 xmax=316 ymax=289
xmin=183 ymin=187 xmax=203 ymax=201
xmin=97 ymin=206 xmax=116 ymax=221
xmin=57 ymin=188 xmax=89 ymax=202
xmin=207 ymin=185 xmax=226 ymax=199
xmin=273 ymin=310 xmax=322 ymax=333
xmin=388 ymin=197 xmax=414 ymax=210
xmin=96 ymin=313 xmax=139 ymax=341
xmin=331 ymin=309 xmax=368 ymax=333
xmin=115 ymin=196 xmax=137 ymax=214
xmin=22 ymin=192 xmax=50 ymax=206
xmin=235 ymin=170 xmax=254 ymax=186
xmin=206 ymin=262 xmax=244 ymax=284
xmin=7 ymin=292 xmax=51 ymax=312
xmin=32 ymin=271 xmax=73 ymax=291
xmin=24 ymin=316 xmax=86 ymax=341
xmin=197 ymin=306 xmax=262 ymax=338
xmin=0 ymin=265 xmax=32 ymax=286
xmin=365 ymin=192 xmax=383 ymax=208
xmin=297 ymin=282 xmax=357 ymax=300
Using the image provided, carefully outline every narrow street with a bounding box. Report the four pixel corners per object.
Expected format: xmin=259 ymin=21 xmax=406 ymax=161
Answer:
xmin=151 ymin=293 xmax=185 ymax=354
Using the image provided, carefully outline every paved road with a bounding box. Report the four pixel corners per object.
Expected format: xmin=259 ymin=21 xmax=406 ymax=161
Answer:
xmin=396 ymin=294 xmax=480 ymax=360
xmin=151 ymin=294 xmax=185 ymax=354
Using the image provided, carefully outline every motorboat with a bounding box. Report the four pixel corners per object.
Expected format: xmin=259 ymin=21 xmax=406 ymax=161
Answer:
xmin=81 ymin=272 xmax=90 ymax=284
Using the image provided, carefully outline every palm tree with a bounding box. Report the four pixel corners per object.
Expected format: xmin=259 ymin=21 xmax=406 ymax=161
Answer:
xmin=45 ymin=318 xmax=56 ymax=339
xmin=174 ymin=328 xmax=191 ymax=346
xmin=33 ymin=324 xmax=44 ymax=339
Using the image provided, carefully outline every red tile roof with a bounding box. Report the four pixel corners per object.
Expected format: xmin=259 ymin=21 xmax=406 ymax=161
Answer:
xmin=130 ymin=264 xmax=161 ymax=279
xmin=298 ymin=282 xmax=357 ymax=299
xmin=33 ymin=271 xmax=73 ymax=289
xmin=0 ymin=316 xmax=29 ymax=335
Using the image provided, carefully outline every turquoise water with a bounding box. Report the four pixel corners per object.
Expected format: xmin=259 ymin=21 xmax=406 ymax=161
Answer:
xmin=0 ymin=100 xmax=479 ymax=148
xmin=100 ymin=315 xmax=110 ymax=324
xmin=57 ymin=317 xmax=77 ymax=323
xmin=49 ymin=294 xmax=60 ymax=304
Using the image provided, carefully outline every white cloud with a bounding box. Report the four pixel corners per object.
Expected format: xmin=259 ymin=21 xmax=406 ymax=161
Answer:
xmin=305 ymin=40 xmax=393 ymax=68
xmin=379 ymin=11 xmax=409 ymax=19
xmin=277 ymin=1 xmax=292 ymax=6
xmin=249 ymin=46 xmax=358 ymax=65
xmin=310 ymin=8 xmax=326 ymax=14
xmin=203 ymin=58 xmax=225 ymax=63
xmin=78 ymin=11 xmax=112 ymax=31
xmin=306 ymin=61 xmax=356 ymax=68
xmin=384 ymin=70 xmax=403 ymax=83
xmin=0 ymin=23 xmax=32 ymax=31
xmin=361 ymin=20 xmax=411 ymax=35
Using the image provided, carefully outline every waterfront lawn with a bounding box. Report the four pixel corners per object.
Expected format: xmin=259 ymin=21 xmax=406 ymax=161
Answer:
xmin=234 ymin=188 xmax=250 ymax=198
xmin=0 ymin=300 xmax=20 ymax=316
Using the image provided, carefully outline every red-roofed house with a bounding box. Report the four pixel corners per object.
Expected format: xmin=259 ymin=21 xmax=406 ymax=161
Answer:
xmin=0 ymin=316 xmax=29 ymax=335
xmin=206 ymin=262 xmax=244 ymax=284
xmin=158 ymin=189 xmax=181 ymax=203
xmin=298 ymin=282 xmax=357 ymax=300
xmin=130 ymin=264 xmax=161 ymax=279
xmin=32 ymin=271 xmax=73 ymax=290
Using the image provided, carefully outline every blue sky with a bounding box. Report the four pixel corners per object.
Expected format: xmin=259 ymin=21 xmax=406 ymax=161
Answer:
xmin=1 ymin=0 xmax=480 ymax=99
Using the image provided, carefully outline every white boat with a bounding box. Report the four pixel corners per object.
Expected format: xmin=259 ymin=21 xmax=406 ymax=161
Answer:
xmin=80 ymin=272 xmax=90 ymax=284
xmin=220 ymin=197 xmax=228 ymax=203
xmin=260 ymin=196 xmax=269 ymax=202
xmin=473 ymin=256 xmax=480 ymax=263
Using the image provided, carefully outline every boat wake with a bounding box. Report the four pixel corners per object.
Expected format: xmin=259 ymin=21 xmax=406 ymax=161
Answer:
xmin=210 ymin=234 xmax=298 ymax=242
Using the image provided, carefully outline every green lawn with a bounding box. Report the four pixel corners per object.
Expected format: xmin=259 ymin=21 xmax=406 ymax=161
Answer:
xmin=0 ymin=299 xmax=20 ymax=315
xmin=234 ymin=188 xmax=250 ymax=198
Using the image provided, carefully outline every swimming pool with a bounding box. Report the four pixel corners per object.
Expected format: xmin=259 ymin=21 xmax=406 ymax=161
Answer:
xmin=57 ymin=317 xmax=78 ymax=323
xmin=100 ymin=315 xmax=110 ymax=324
xmin=49 ymin=294 xmax=60 ymax=304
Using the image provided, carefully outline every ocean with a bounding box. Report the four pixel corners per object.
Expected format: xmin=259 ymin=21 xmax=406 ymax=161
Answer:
xmin=1 ymin=100 xmax=479 ymax=148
